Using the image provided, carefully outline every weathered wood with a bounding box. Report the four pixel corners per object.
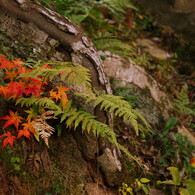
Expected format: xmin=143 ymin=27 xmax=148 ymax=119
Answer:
xmin=0 ymin=0 xmax=112 ymax=94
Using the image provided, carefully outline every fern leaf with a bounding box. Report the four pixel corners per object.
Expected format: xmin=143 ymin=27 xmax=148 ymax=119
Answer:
xmin=174 ymin=85 xmax=195 ymax=115
xmin=60 ymin=113 xmax=69 ymax=123
xmin=94 ymin=38 xmax=133 ymax=56
xmin=16 ymin=97 xmax=59 ymax=110
xmin=117 ymin=143 xmax=142 ymax=168
xmin=63 ymin=100 xmax=73 ymax=112
xmin=77 ymin=92 xmax=149 ymax=136
xmin=66 ymin=110 xmax=80 ymax=128
xmin=74 ymin=112 xmax=94 ymax=129
xmin=81 ymin=115 xmax=96 ymax=131
xmin=31 ymin=96 xmax=142 ymax=166
xmin=33 ymin=111 xmax=57 ymax=147
xmin=19 ymin=61 xmax=93 ymax=94
xmin=132 ymin=109 xmax=151 ymax=130
xmin=96 ymin=95 xmax=139 ymax=134
xmin=102 ymin=0 xmax=138 ymax=13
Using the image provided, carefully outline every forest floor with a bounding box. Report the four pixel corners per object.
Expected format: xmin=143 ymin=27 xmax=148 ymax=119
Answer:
xmin=0 ymin=1 xmax=194 ymax=194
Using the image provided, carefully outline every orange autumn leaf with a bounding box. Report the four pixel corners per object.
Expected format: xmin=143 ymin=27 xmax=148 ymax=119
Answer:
xmin=0 ymin=85 xmax=10 ymax=98
xmin=56 ymin=86 xmax=71 ymax=93
xmin=3 ymin=70 xmax=18 ymax=81
xmin=49 ymin=90 xmax=61 ymax=101
xmin=17 ymin=66 xmax=32 ymax=75
xmin=17 ymin=129 xmax=31 ymax=140
xmin=50 ymin=86 xmax=71 ymax=109
xmin=41 ymin=64 xmax=51 ymax=69
xmin=190 ymin=157 xmax=195 ymax=168
xmin=56 ymin=86 xmax=70 ymax=109
xmin=12 ymin=58 xmax=24 ymax=67
xmin=21 ymin=121 xmax=36 ymax=134
xmin=0 ymin=59 xmax=15 ymax=71
xmin=6 ymin=81 xmax=25 ymax=99
xmin=0 ymin=110 xmax=23 ymax=130
xmin=17 ymin=121 xmax=37 ymax=140
xmin=0 ymin=131 xmax=16 ymax=149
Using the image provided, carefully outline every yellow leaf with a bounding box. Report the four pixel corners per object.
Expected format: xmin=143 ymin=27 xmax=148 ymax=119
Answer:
xmin=140 ymin=178 xmax=150 ymax=183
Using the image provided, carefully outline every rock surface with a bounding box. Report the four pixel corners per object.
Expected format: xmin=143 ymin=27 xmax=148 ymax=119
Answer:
xmin=177 ymin=126 xmax=195 ymax=144
xmin=97 ymin=148 xmax=122 ymax=186
xmin=100 ymin=51 xmax=172 ymax=126
xmin=136 ymin=38 xmax=172 ymax=60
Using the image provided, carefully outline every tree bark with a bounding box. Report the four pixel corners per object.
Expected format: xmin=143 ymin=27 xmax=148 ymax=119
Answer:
xmin=0 ymin=0 xmax=112 ymax=93
xmin=0 ymin=1 xmax=121 ymax=194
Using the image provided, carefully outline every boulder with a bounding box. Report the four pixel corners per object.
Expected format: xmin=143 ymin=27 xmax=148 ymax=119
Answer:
xmin=136 ymin=38 xmax=172 ymax=60
xmin=100 ymin=51 xmax=173 ymax=126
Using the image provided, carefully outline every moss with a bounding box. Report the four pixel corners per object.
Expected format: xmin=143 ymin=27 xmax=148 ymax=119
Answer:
xmin=0 ymin=31 xmax=33 ymax=59
xmin=0 ymin=145 xmax=24 ymax=172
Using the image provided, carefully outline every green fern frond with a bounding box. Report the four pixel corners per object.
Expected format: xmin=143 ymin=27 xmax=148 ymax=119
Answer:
xmin=14 ymin=59 xmax=146 ymax=167
xmin=57 ymin=102 xmax=142 ymax=167
xmin=19 ymin=61 xmax=92 ymax=92
xmin=58 ymin=102 xmax=141 ymax=162
xmin=102 ymin=0 xmax=138 ymax=13
xmin=132 ymin=109 xmax=151 ymax=130
xmin=94 ymin=38 xmax=133 ymax=56
xmin=16 ymin=97 xmax=59 ymax=111
xmin=174 ymin=85 xmax=195 ymax=115
xmin=55 ymin=101 xmax=115 ymax=138
xmin=77 ymin=92 xmax=150 ymax=136
xmin=94 ymin=94 xmax=138 ymax=131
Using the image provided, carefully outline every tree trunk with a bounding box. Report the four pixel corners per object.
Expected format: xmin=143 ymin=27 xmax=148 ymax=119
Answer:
xmin=0 ymin=1 xmax=121 ymax=194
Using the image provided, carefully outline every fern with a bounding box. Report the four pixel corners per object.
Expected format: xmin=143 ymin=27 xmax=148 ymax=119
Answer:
xmin=55 ymin=101 xmax=116 ymax=140
xmin=94 ymin=37 xmax=133 ymax=56
xmin=77 ymin=91 xmax=150 ymax=136
xmin=33 ymin=111 xmax=57 ymax=147
xmin=174 ymin=85 xmax=195 ymax=115
xmin=9 ymin=58 xmax=149 ymax=166
xmin=19 ymin=61 xmax=92 ymax=93
xmin=55 ymin=100 xmax=142 ymax=167
xmin=101 ymin=0 xmax=138 ymax=13
xmin=16 ymin=96 xmax=60 ymax=111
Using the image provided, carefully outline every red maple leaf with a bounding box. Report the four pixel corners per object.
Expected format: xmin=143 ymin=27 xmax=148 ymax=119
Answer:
xmin=0 ymin=81 xmax=29 ymax=99
xmin=0 ymin=55 xmax=7 ymax=61
xmin=0 ymin=58 xmax=15 ymax=71
xmin=0 ymin=131 xmax=16 ymax=149
xmin=0 ymin=85 xmax=10 ymax=98
xmin=17 ymin=121 xmax=36 ymax=140
xmin=3 ymin=70 xmax=18 ymax=81
xmin=17 ymin=129 xmax=31 ymax=140
xmin=0 ymin=110 xmax=23 ymax=130
xmin=23 ymin=78 xmax=47 ymax=96
xmin=25 ymin=84 xmax=43 ymax=97
xmin=12 ymin=58 xmax=24 ymax=67
xmin=6 ymin=81 xmax=25 ymax=99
